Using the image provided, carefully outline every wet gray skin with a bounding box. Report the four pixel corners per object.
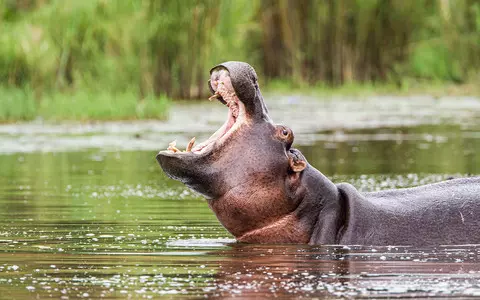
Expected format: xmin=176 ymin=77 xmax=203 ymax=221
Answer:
xmin=156 ymin=62 xmax=279 ymax=200
xmin=157 ymin=61 xmax=480 ymax=246
xmin=157 ymin=62 xmax=311 ymax=242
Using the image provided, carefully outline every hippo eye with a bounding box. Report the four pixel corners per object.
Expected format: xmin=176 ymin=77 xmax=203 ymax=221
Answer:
xmin=276 ymin=125 xmax=293 ymax=145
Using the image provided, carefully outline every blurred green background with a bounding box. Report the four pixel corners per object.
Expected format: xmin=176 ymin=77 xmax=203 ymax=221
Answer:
xmin=1 ymin=0 xmax=480 ymax=121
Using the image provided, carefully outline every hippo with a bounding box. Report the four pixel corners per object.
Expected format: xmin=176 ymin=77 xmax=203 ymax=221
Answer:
xmin=156 ymin=61 xmax=480 ymax=246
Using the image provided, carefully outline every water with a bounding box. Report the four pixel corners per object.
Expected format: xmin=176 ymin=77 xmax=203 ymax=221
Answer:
xmin=0 ymin=95 xmax=479 ymax=298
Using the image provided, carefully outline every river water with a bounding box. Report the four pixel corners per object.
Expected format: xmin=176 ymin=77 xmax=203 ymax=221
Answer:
xmin=0 ymin=95 xmax=479 ymax=298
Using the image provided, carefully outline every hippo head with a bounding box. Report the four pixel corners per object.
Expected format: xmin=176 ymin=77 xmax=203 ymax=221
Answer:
xmin=156 ymin=62 xmax=309 ymax=242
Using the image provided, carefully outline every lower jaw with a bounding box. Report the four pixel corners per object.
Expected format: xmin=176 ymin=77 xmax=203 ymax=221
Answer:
xmin=190 ymin=103 xmax=245 ymax=155
xmin=163 ymin=98 xmax=246 ymax=155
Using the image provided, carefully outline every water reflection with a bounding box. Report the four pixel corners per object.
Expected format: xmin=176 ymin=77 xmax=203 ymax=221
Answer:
xmin=211 ymin=243 xmax=480 ymax=298
xmin=300 ymin=125 xmax=479 ymax=175
xmin=2 ymin=241 xmax=480 ymax=298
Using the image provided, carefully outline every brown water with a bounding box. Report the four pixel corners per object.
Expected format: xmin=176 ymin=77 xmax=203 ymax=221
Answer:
xmin=0 ymin=95 xmax=479 ymax=298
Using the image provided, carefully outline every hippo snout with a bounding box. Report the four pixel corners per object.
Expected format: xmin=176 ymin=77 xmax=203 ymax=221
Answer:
xmin=155 ymin=151 xmax=186 ymax=181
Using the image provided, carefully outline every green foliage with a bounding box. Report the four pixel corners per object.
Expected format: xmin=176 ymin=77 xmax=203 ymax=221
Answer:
xmin=38 ymin=90 xmax=169 ymax=121
xmin=3 ymin=0 xmax=479 ymax=91
xmin=0 ymin=0 xmax=479 ymax=121
xmin=0 ymin=0 xmax=258 ymax=98
xmin=410 ymin=43 xmax=458 ymax=81
xmin=406 ymin=0 xmax=480 ymax=82
xmin=257 ymin=0 xmax=480 ymax=86
xmin=0 ymin=87 xmax=169 ymax=122
xmin=0 ymin=86 xmax=36 ymax=121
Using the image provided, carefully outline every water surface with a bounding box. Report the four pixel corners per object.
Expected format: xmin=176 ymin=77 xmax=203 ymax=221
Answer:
xmin=0 ymin=95 xmax=479 ymax=298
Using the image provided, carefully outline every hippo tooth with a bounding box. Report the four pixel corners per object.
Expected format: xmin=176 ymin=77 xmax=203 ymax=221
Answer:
xmin=208 ymin=91 xmax=221 ymax=101
xmin=186 ymin=137 xmax=196 ymax=152
xmin=167 ymin=140 xmax=180 ymax=153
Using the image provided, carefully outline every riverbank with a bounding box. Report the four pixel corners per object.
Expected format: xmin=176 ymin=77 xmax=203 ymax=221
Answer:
xmin=0 ymin=95 xmax=478 ymax=154
xmin=0 ymin=87 xmax=169 ymax=122
xmin=264 ymin=80 xmax=480 ymax=98
xmin=2 ymin=81 xmax=478 ymax=122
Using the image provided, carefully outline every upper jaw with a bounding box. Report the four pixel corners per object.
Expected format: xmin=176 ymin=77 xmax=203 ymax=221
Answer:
xmin=211 ymin=62 xmax=271 ymax=123
xmin=157 ymin=61 xmax=267 ymax=162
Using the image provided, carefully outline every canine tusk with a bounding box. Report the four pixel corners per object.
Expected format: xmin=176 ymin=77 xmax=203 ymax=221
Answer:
xmin=208 ymin=91 xmax=221 ymax=101
xmin=167 ymin=140 xmax=180 ymax=153
xmin=186 ymin=137 xmax=196 ymax=152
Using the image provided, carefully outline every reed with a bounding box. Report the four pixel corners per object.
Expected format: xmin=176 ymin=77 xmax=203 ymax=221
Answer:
xmin=257 ymin=0 xmax=480 ymax=86
xmin=38 ymin=90 xmax=169 ymax=121
xmin=0 ymin=86 xmax=36 ymax=122
xmin=0 ymin=0 xmax=479 ymax=120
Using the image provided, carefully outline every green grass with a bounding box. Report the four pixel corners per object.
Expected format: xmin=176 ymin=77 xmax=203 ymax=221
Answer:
xmin=0 ymin=86 xmax=37 ymax=122
xmin=2 ymin=78 xmax=479 ymax=123
xmin=263 ymin=78 xmax=480 ymax=97
xmin=1 ymin=0 xmax=480 ymax=118
xmin=0 ymin=87 xmax=170 ymax=122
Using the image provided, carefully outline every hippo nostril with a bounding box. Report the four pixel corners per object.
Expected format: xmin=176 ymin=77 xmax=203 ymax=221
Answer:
xmin=289 ymin=148 xmax=300 ymax=160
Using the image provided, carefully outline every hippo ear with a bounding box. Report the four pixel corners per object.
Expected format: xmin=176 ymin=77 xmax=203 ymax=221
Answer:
xmin=289 ymin=157 xmax=306 ymax=173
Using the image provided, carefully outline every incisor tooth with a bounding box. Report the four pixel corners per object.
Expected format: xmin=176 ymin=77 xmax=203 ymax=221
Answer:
xmin=186 ymin=137 xmax=196 ymax=152
xmin=208 ymin=91 xmax=221 ymax=101
xmin=167 ymin=140 xmax=180 ymax=152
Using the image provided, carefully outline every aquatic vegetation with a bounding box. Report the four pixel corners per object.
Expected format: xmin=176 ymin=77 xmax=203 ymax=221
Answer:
xmin=1 ymin=0 xmax=479 ymax=104
xmin=0 ymin=86 xmax=36 ymax=122
xmin=0 ymin=87 xmax=169 ymax=121
xmin=38 ymin=90 xmax=169 ymax=121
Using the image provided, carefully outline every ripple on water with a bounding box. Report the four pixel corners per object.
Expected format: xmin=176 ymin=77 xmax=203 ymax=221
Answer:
xmin=0 ymin=152 xmax=479 ymax=298
xmin=0 ymin=96 xmax=479 ymax=298
xmin=2 ymin=244 xmax=480 ymax=298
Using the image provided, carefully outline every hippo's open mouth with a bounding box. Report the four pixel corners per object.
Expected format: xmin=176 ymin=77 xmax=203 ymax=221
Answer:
xmin=162 ymin=78 xmax=247 ymax=156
